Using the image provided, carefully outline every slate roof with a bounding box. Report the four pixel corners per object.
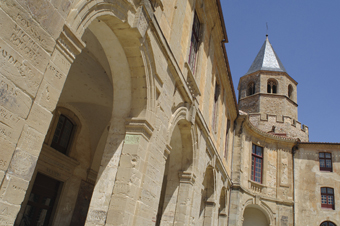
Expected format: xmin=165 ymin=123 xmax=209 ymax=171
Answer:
xmin=246 ymin=35 xmax=287 ymax=75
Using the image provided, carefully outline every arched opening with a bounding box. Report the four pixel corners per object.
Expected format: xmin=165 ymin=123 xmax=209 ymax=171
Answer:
xmin=198 ymin=166 xmax=215 ymax=225
xmin=243 ymin=205 xmax=269 ymax=226
xmin=247 ymin=82 xmax=255 ymax=96
xmin=156 ymin=120 xmax=193 ymax=225
xmin=16 ymin=9 xmax=150 ymax=225
xmin=267 ymin=79 xmax=278 ymax=94
xmin=288 ymin=84 xmax=293 ymax=99
xmin=321 ymin=221 xmax=336 ymax=226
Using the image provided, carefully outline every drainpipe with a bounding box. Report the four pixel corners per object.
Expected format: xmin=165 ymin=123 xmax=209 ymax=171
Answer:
xmin=292 ymin=143 xmax=299 ymax=226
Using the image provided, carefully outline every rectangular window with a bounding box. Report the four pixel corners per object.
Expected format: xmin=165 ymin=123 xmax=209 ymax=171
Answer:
xmin=51 ymin=114 xmax=74 ymax=155
xmin=251 ymin=144 xmax=263 ymax=183
xmin=319 ymin=152 xmax=332 ymax=172
xmin=188 ymin=12 xmax=200 ymax=74
xmin=321 ymin=187 xmax=334 ymax=209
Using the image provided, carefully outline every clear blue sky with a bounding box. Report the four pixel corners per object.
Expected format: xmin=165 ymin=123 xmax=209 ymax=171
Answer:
xmin=221 ymin=1 xmax=340 ymax=142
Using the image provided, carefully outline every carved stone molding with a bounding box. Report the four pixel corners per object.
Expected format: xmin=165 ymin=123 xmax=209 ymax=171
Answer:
xmin=125 ymin=118 xmax=154 ymax=140
xmin=56 ymin=25 xmax=85 ymax=62
xmin=185 ymin=62 xmax=201 ymax=98
xmin=38 ymin=144 xmax=80 ymax=181
xmin=178 ymin=171 xmax=196 ymax=185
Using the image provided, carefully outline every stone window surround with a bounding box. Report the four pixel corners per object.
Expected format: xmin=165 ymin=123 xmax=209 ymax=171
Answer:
xmin=251 ymin=143 xmax=264 ymax=183
xmin=267 ymin=78 xmax=278 ymax=94
xmin=44 ymin=107 xmax=82 ymax=157
xmin=321 ymin=187 xmax=335 ymax=210
xmin=247 ymin=142 xmax=268 ymax=190
xmin=319 ymin=152 xmax=333 ymax=172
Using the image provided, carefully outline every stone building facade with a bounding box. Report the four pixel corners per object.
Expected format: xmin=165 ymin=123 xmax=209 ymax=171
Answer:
xmin=0 ymin=0 xmax=338 ymax=226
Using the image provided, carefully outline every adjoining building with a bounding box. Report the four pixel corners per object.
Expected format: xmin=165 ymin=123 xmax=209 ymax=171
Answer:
xmin=0 ymin=1 xmax=338 ymax=226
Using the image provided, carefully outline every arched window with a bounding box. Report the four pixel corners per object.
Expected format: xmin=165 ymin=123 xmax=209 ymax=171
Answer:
xmin=321 ymin=187 xmax=335 ymax=209
xmin=267 ymin=79 xmax=278 ymax=94
xmin=321 ymin=221 xmax=336 ymax=226
xmin=51 ymin=114 xmax=75 ymax=154
xmin=247 ymin=82 xmax=255 ymax=96
xmin=288 ymin=84 xmax=293 ymax=98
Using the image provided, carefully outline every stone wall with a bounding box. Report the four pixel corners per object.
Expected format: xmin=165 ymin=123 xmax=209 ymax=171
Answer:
xmin=0 ymin=0 xmax=238 ymax=225
xmin=295 ymin=144 xmax=340 ymax=226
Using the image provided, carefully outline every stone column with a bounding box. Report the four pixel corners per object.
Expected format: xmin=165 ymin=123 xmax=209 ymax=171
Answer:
xmin=101 ymin=119 xmax=154 ymax=226
xmin=218 ymin=211 xmax=228 ymax=226
xmin=84 ymin=117 xmax=129 ymax=226
xmin=173 ymin=171 xmax=196 ymax=226
xmin=202 ymin=200 xmax=216 ymax=226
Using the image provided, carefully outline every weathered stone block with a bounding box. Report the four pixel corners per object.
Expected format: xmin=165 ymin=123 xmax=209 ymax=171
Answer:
xmin=0 ymin=8 xmax=50 ymax=72
xmin=17 ymin=125 xmax=44 ymax=157
xmin=35 ymin=79 xmax=61 ymax=112
xmin=8 ymin=149 xmax=37 ymax=181
xmin=0 ymin=37 xmax=44 ymax=97
xmin=0 ymin=138 xmax=15 ymax=171
xmin=0 ymin=73 xmax=32 ymax=119
xmin=0 ymin=201 xmax=20 ymax=225
xmin=26 ymin=103 xmax=53 ymax=135
xmin=0 ymin=0 xmax=55 ymax=54
xmin=0 ymin=174 xmax=29 ymax=205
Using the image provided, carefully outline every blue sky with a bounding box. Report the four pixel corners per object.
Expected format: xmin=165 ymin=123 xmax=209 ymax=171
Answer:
xmin=221 ymin=1 xmax=340 ymax=142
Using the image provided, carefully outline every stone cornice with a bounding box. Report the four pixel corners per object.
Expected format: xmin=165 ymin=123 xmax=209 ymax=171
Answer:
xmin=125 ymin=118 xmax=154 ymax=140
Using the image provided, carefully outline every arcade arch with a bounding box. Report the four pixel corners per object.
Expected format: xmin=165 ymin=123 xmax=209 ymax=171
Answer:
xmin=243 ymin=205 xmax=270 ymax=226
xmin=15 ymin=4 xmax=153 ymax=225
xmin=156 ymin=119 xmax=194 ymax=225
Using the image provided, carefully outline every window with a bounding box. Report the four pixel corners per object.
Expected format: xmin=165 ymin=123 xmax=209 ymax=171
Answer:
xmin=20 ymin=173 xmax=62 ymax=226
xmin=267 ymin=79 xmax=277 ymax=94
xmin=51 ymin=114 xmax=74 ymax=154
xmin=321 ymin=221 xmax=336 ymax=226
xmin=288 ymin=84 xmax=293 ymax=98
xmin=251 ymin=144 xmax=263 ymax=183
xmin=321 ymin=187 xmax=334 ymax=209
xmin=319 ymin=153 xmax=332 ymax=172
xmin=212 ymin=82 xmax=220 ymax=132
xmin=247 ymin=82 xmax=255 ymax=96
xmin=188 ymin=12 xmax=201 ymax=74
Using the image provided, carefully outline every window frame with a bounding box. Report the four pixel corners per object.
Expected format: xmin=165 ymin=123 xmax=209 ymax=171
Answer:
xmin=188 ymin=12 xmax=201 ymax=74
xmin=321 ymin=187 xmax=335 ymax=209
xmin=251 ymin=144 xmax=263 ymax=183
xmin=319 ymin=152 xmax=333 ymax=172
xmin=51 ymin=114 xmax=75 ymax=155
xmin=267 ymin=79 xmax=278 ymax=94
xmin=321 ymin=221 xmax=336 ymax=226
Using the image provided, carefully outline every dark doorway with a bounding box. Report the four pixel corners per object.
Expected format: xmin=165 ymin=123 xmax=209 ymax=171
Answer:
xmin=20 ymin=173 xmax=62 ymax=226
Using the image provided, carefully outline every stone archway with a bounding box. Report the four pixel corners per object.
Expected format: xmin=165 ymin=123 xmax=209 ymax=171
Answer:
xmin=156 ymin=118 xmax=195 ymax=226
xmin=13 ymin=0 xmax=157 ymax=225
xmin=243 ymin=205 xmax=270 ymax=226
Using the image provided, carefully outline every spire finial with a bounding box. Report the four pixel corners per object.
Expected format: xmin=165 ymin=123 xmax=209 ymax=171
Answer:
xmin=266 ymin=22 xmax=268 ymax=37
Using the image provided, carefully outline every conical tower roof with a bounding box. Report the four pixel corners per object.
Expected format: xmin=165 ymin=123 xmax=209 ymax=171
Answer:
xmin=246 ymin=35 xmax=286 ymax=75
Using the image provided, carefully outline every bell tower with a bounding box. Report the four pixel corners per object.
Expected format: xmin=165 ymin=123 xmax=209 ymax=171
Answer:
xmin=237 ymin=35 xmax=308 ymax=141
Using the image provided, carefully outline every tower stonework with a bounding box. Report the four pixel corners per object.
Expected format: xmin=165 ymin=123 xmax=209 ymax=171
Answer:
xmin=238 ymin=35 xmax=309 ymax=141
